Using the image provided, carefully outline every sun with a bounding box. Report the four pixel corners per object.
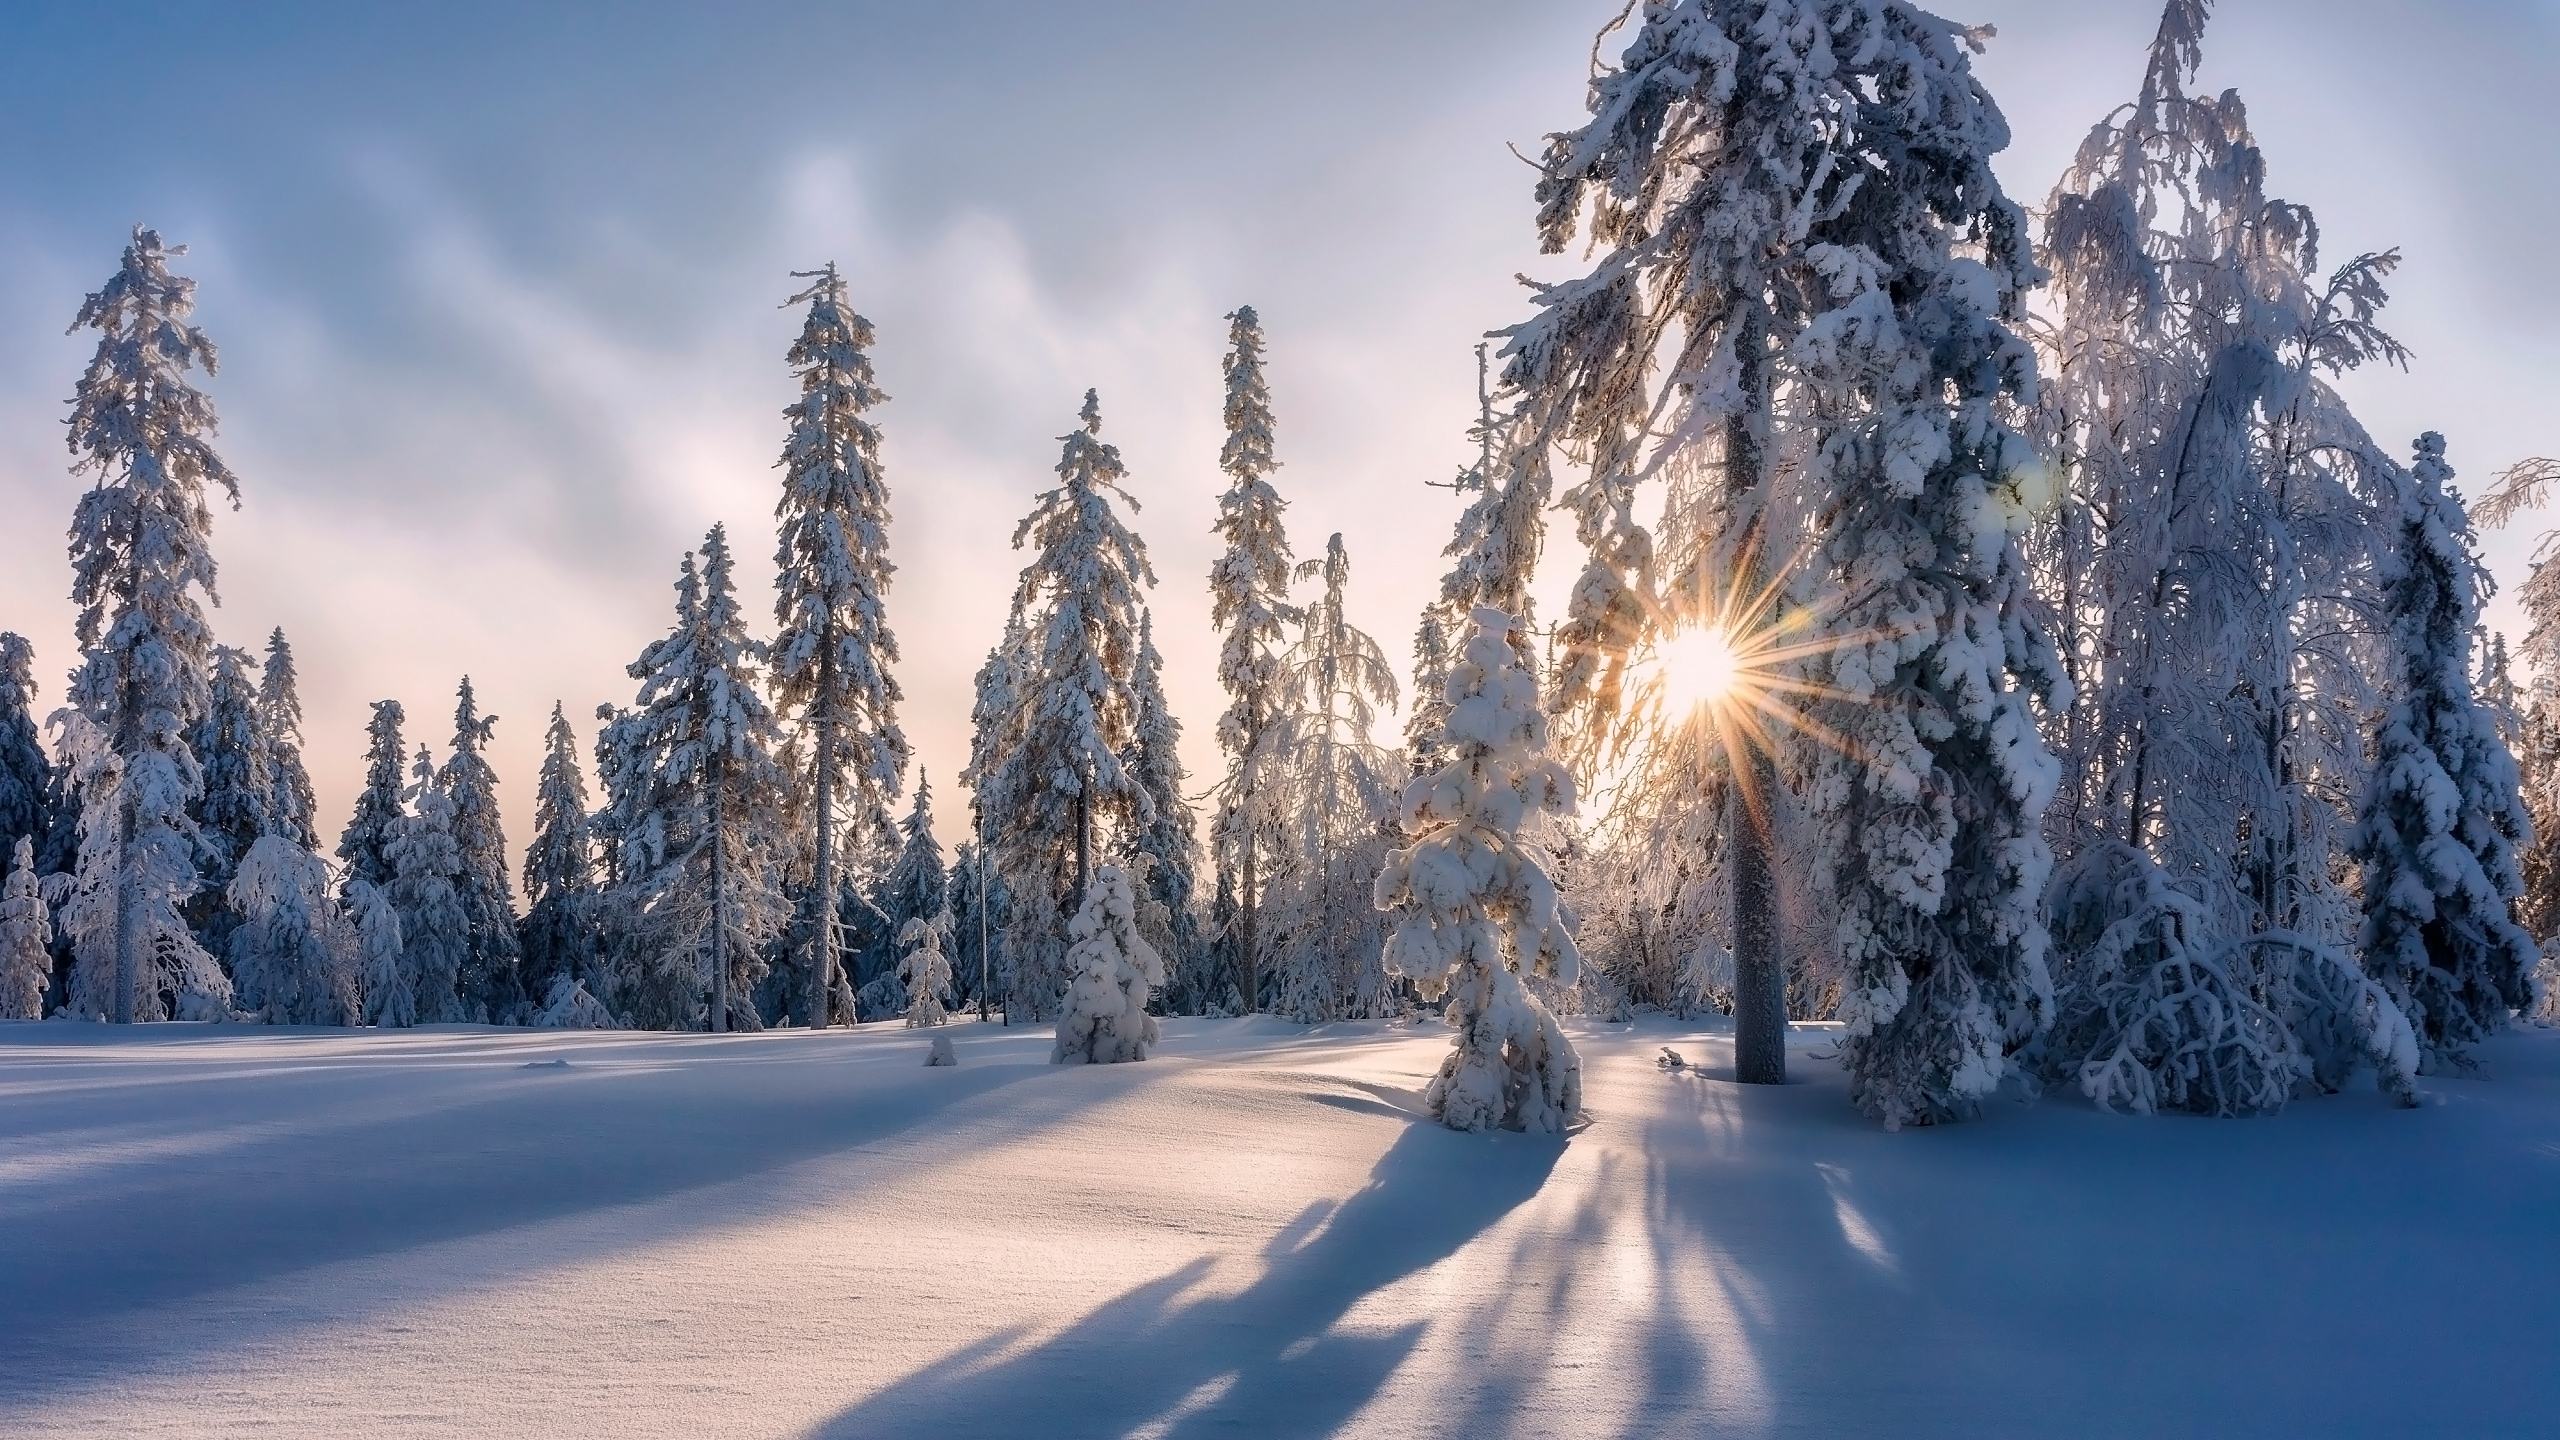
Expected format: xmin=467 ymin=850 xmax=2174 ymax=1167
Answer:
xmin=1657 ymin=625 xmax=1742 ymax=712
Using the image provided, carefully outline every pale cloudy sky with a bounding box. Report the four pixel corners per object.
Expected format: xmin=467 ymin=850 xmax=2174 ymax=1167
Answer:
xmin=1 ymin=1 xmax=2554 ymax=861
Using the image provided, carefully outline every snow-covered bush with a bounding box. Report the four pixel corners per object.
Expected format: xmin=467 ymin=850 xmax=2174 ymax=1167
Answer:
xmin=898 ymin=915 xmax=953 ymax=1027
xmin=1375 ymin=607 xmax=1581 ymax=1134
xmin=1052 ymin=864 xmax=1165 ymax=1065
xmin=227 ymin=835 xmax=360 ymax=1026
xmin=1 ymin=836 xmax=51 ymax=1018
xmin=535 ymin=971 xmax=616 ymax=1030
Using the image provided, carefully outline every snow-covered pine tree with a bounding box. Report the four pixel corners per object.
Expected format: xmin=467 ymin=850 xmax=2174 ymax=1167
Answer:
xmin=337 ymin=700 xmax=408 ymax=896
xmin=0 ymin=634 xmax=49 ymax=860
xmin=2352 ymin=433 xmax=2540 ymax=1070
xmin=227 ymin=834 xmax=359 ymax=1025
xmin=2029 ymin=0 xmax=2419 ymax=1113
xmin=186 ymin=643 xmax=270 ymax=960
xmin=897 ymin=914 xmax=954 ymax=1027
xmin=1052 ymin=863 xmax=1166 ymax=1064
xmin=1263 ymin=535 xmax=1404 ymax=1021
xmin=1376 ymin=607 xmax=1582 ymax=1133
xmin=258 ymin=628 xmax=317 ymax=850
xmin=969 ymin=393 xmax=1157 ymax=1021
xmin=771 ymin=263 xmax=909 ymax=1031
xmin=349 ymin=876 xmax=409 ymax=1028
xmin=1206 ymin=305 xmax=1299 ymax=1014
xmin=1122 ymin=613 xmax=1205 ymax=1000
xmin=56 ymin=226 xmax=240 ymax=1023
xmin=388 ymin=745 xmax=468 ymax=1024
xmin=519 ymin=702 xmax=601 ymax=1017
xmin=439 ymin=678 xmax=525 ymax=1022
xmin=604 ymin=527 xmax=789 ymax=1032
xmin=1 ymin=837 xmax=51 ymax=1018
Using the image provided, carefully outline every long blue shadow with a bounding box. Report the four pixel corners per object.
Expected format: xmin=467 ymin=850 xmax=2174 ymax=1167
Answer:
xmin=809 ymin=1119 xmax=1566 ymax=1440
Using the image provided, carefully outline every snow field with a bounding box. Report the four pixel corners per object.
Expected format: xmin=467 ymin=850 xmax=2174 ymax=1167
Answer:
xmin=3 ymin=1016 xmax=2558 ymax=1438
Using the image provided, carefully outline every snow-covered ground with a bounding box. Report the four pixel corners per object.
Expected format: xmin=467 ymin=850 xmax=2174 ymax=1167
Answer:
xmin=3 ymin=1014 xmax=2555 ymax=1439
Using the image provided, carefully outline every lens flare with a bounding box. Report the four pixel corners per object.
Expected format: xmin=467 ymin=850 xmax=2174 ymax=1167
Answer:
xmin=1658 ymin=625 xmax=1741 ymax=712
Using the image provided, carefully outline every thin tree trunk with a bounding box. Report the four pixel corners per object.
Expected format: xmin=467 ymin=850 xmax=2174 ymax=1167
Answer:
xmin=811 ymin=641 xmax=837 ymax=1030
xmin=1728 ymin=306 xmax=1785 ymax=1085
xmin=711 ymin=756 xmax=728 ymax=1034
xmin=113 ymin=821 xmax=135 ymax=1025
xmin=1075 ymin=777 xmax=1090 ymax=907
xmin=1240 ymin=832 xmax=1258 ymax=1015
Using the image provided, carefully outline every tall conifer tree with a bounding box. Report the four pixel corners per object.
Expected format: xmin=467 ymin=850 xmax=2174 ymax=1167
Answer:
xmin=0 ymin=635 xmax=51 ymax=863
xmin=2353 ymin=434 xmax=2540 ymax=1070
xmin=771 ymin=264 xmax=908 ymax=1029
xmin=605 ymin=528 xmax=789 ymax=1031
xmin=57 ymin=226 xmax=239 ymax=1023
xmin=520 ymin=701 xmax=600 ymax=1014
xmin=1123 ymin=613 xmax=1204 ymax=994
xmin=439 ymin=678 xmax=524 ymax=1021
xmin=187 ymin=643 xmax=269 ymax=960
xmin=258 ymin=628 xmax=317 ymax=851
xmin=338 ymin=701 xmax=408 ymax=896
xmin=966 ymin=393 xmax=1155 ymax=1020
xmin=1206 ymin=306 xmax=1297 ymax=1013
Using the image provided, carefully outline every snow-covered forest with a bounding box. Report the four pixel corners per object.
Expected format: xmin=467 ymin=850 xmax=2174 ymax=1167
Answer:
xmin=6 ymin=0 xmax=2554 ymax=1130
xmin=5 ymin=2 xmax=2560 ymax=1431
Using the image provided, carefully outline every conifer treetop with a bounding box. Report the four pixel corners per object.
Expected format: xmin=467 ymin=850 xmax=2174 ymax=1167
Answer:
xmin=771 ymin=261 xmax=907 ymax=810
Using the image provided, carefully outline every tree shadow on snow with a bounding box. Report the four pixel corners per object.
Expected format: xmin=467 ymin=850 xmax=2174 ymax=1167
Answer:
xmin=808 ymin=1118 xmax=1565 ymax=1440
xmin=0 ymin=1043 xmax=1062 ymax=1402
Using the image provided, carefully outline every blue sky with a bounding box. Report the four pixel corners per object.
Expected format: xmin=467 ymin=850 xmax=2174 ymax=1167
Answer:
xmin=2 ymin=0 xmax=2555 ymax=854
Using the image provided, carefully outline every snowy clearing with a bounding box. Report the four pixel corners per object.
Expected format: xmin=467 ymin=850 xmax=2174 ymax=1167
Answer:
xmin=3 ymin=1016 xmax=2557 ymax=1439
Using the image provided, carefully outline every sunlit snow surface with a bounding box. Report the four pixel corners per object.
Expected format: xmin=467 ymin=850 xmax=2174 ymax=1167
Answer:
xmin=3 ymin=1015 xmax=2557 ymax=1438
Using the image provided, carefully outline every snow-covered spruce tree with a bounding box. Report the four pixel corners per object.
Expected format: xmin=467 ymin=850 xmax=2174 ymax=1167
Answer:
xmin=946 ymin=837 xmax=1005 ymax=1017
xmin=1052 ymin=864 xmax=1166 ymax=1064
xmin=2351 ymin=434 xmax=2540 ymax=1070
xmin=1782 ymin=32 xmax=2066 ymax=1130
xmin=0 ymin=634 xmax=50 ymax=859
xmin=1122 ymin=613 xmax=1205 ymax=1002
xmin=2028 ymin=1 xmax=2418 ymax=1111
xmin=1263 ymin=535 xmax=1405 ymax=1021
xmin=518 ymin=701 xmax=602 ymax=1018
xmin=771 ymin=263 xmax=909 ymax=1031
xmin=337 ymin=701 xmax=408 ymax=897
xmin=1522 ymin=3 xmax=2044 ymax=1085
xmin=349 ymin=876 xmax=409 ymax=1028
xmin=2 ymin=837 xmax=52 ymax=1018
xmin=227 ymin=834 xmax=359 ymax=1025
xmin=186 ymin=643 xmax=269 ymax=960
xmin=1501 ymin=1 xmax=2071 ymax=1126
xmin=958 ymin=626 xmax=1025 ymax=1014
xmin=897 ymin=914 xmax=954 ymax=1027
xmin=439 ymin=678 xmax=525 ymax=1022
xmin=1376 ymin=607 xmax=1582 ymax=1133
xmin=876 ymin=771 xmax=948 ymax=965
xmin=257 ymin=628 xmax=317 ymax=850
xmin=604 ymin=527 xmax=789 ymax=1032
xmin=387 ymin=746 xmax=468 ymax=1024
xmin=967 ymin=393 xmax=1156 ymax=1022
xmin=56 ymin=226 xmax=240 ymax=1023
xmin=1206 ymin=305 xmax=1299 ymax=1013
